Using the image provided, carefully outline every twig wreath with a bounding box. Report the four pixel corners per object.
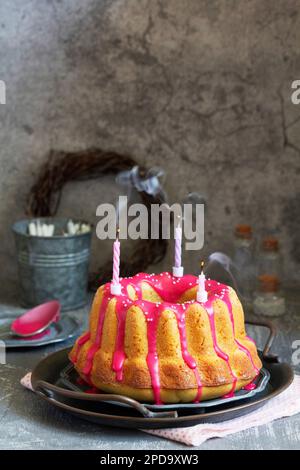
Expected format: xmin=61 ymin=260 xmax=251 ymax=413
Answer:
xmin=26 ymin=149 xmax=168 ymax=290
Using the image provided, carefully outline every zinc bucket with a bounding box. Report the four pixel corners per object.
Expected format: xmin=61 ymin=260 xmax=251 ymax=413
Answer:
xmin=12 ymin=218 xmax=92 ymax=311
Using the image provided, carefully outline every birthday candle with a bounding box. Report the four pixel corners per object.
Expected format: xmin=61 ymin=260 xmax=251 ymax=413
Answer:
xmin=112 ymin=238 xmax=120 ymax=286
xmin=175 ymin=225 xmax=182 ymax=268
xmin=111 ymin=230 xmax=122 ymax=295
xmin=197 ymin=260 xmax=208 ymax=303
xmin=173 ymin=218 xmax=184 ymax=277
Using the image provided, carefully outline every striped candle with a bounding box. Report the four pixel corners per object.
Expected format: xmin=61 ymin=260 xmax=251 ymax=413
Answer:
xmin=173 ymin=222 xmax=184 ymax=277
xmin=174 ymin=226 xmax=182 ymax=268
xmin=112 ymin=238 xmax=120 ymax=286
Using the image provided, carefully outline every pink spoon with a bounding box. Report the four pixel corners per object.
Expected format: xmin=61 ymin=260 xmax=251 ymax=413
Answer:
xmin=11 ymin=300 xmax=61 ymax=337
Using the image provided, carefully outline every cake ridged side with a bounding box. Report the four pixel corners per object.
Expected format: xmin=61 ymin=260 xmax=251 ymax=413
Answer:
xmin=69 ymin=276 xmax=262 ymax=403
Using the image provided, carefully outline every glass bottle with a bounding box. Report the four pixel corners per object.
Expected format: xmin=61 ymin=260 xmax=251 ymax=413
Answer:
xmin=232 ymin=224 xmax=255 ymax=306
xmin=253 ymin=237 xmax=285 ymax=317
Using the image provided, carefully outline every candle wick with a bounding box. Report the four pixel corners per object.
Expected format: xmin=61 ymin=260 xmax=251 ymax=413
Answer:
xmin=116 ymin=227 xmax=120 ymax=239
xmin=200 ymin=260 xmax=205 ymax=274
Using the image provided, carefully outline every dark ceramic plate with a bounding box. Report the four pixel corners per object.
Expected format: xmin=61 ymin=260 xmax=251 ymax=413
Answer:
xmin=31 ymin=320 xmax=294 ymax=429
xmin=58 ymin=361 xmax=270 ymax=410
xmin=0 ymin=316 xmax=80 ymax=348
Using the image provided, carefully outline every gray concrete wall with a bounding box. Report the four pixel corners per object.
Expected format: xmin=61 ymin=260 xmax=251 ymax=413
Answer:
xmin=0 ymin=0 xmax=299 ymax=298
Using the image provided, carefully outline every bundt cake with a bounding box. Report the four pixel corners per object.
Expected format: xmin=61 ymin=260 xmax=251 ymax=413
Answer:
xmin=69 ymin=272 xmax=262 ymax=404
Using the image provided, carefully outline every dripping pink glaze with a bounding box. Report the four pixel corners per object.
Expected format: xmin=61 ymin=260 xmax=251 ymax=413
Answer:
xmin=170 ymin=303 xmax=203 ymax=402
xmin=113 ymin=298 xmax=131 ymax=381
xmin=71 ymin=272 xmax=259 ymax=404
xmin=112 ymin=273 xmax=202 ymax=403
xmin=73 ymin=331 xmax=90 ymax=362
xmin=216 ymin=287 xmax=260 ymax=376
xmin=242 ymin=381 xmax=257 ymax=391
xmin=82 ymin=287 xmax=111 ymax=376
xmin=145 ymin=302 xmax=163 ymax=405
xmin=205 ymin=299 xmax=237 ymax=398
xmin=112 ymin=282 xmax=142 ymax=380
xmin=121 ymin=274 xmax=202 ymax=403
xmin=205 ymin=280 xmax=259 ymax=397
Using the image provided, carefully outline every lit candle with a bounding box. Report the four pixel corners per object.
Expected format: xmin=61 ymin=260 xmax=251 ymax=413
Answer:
xmin=173 ymin=216 xmax=184 ymax=277
xmin=197 ymin=260 xmax=208 ymax=303
xmin=111 ymin=229 xmax=122 ymax=295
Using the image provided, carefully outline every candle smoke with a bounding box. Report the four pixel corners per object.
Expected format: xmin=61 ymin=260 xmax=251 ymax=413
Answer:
xmin=206 ymin=252 xmax=241 ymax=296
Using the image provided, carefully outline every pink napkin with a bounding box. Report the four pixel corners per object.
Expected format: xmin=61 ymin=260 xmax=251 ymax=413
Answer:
xmin=144 ymin=375 xmax=300 ymax=446
xmin=21 ymin=372 xmax=300 ymax=447
xmin=21 ymin=372 xmax=33 ymax=391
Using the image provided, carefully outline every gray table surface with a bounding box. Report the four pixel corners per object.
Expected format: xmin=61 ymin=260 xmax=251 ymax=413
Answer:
xmin=0 ymin=288 xmax=300 ymax=450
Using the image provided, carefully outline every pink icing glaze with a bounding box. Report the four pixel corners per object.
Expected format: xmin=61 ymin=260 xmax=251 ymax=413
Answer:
xmin=218 ymin=287 xmax=260 ymax=376
xmin=82 ymin=287 xmax=111 ymax=376
xmin=205 ymin=299 xmax=237 ymax=398
xmin=171 ymin=303 xmax=203 ymax=402
xmin=72 ymin=331 xmax=90 ymax=362
xmin=242 ymin=381 xmax=257 ymax=391
xmin=146 ymin=302 xmax=163 ymax=405
xmin=71 ymin=272 xmax=259 ymax=404
xmin=113 ymin=298 xmax=131 ymax=381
